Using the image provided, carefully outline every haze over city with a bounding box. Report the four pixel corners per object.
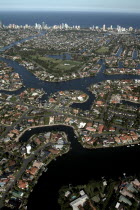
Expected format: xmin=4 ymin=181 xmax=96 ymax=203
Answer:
xmin=0 ymin=0 xmax=140 ymax=13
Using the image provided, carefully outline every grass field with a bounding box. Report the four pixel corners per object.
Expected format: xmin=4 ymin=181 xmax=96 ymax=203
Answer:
xmin=96 ymin=46 xmax=109 ymax=54
xmin=31 ymin=55 xmax=83 ymax=75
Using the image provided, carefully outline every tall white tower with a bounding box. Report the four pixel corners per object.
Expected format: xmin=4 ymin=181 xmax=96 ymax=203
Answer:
xmin=103 ymin=24 xmax=106 ymax=31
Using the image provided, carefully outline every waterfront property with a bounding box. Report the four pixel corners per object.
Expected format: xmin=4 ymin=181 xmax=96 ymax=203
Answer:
xmin=0 ymin=26 xmax=140 ymax=209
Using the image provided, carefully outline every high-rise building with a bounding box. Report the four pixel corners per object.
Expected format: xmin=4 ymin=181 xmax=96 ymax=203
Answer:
xmin=103 ymin=24 xmax=106 ymax=31
xmin=61 ymin=23 xmax=65 ymax=29
xmin=35 ymin=23 xmax=42 ymax=30
xmin=0 ymin=21 xmax=3 ymax=28
xmin=129 ymin=27 xmax=133 ymax=31
xmin=42 ymin=22 xmax=45 ymax=29
xmin=65 ymin=23 xmax=69 ymax=29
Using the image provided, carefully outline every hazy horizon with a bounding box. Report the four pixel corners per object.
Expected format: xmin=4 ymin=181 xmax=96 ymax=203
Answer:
xmin=0 ymin=10 xmax=140 ymax=14
xmin=0 ymin=0 xmax=140 ymax=13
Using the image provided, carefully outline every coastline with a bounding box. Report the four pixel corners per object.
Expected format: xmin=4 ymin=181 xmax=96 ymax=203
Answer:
xmin=0 ymin=85 xmax=23 ymax=92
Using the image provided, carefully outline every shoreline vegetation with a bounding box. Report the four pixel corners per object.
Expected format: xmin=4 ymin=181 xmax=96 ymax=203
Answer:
xmin=0 ymin=126 xmax=71 ymax=209
xmin=3 ymin=55 xmax=99 ymax=82
xmin=9 ymin=123 xmax=140 ymax=208
xmin=58 ymin=175 xmax=140 ymax=210
xmin=17 ymin=124 xmax=140 ymax=150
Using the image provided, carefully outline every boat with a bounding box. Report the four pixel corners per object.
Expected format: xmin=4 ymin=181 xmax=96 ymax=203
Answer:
xmin=44 ymin=168 xmax=48 ymax=172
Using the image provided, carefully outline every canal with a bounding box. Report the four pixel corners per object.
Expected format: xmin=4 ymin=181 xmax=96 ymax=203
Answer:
xmin=18 ymin=125 xmax=140 ymax=210
xmin=0 ymin=35 xmax=140 ymax=210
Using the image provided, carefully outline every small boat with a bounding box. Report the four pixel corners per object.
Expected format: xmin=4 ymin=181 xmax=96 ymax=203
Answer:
xmin=44 ymin=168 xmax=48 ymax=172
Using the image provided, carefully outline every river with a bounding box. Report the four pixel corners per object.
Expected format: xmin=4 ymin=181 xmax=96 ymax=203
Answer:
xmin=0 ymin=35 xmax=140 ymax=210
xmin=19 ymin=125 xmax=140 ymax=210
xmin=0 ymin=57 xmax=140 ymax=110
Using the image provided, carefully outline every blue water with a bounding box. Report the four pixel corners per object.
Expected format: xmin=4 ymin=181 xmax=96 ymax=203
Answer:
xmin=0 ymin=11 xmax=140 ymax=28
xmin=132 ymin=50 xmax=138 ymax=59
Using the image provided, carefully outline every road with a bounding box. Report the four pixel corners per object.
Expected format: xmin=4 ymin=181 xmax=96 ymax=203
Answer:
xmin=0 ymin=142 xmax=52 ymax=208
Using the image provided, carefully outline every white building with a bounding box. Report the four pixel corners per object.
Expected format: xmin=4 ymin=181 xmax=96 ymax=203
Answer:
xmin=26 ymin=145 xmax=31 ymax=154
xmin=70 ymin=194 xmax=89 ymax=210
xmin=49 ymin=116 xmax=54 ymax=124
xmin=53 ymin=139 xmax=64 ymax=150
xmin=103 ymin=24 xmax=106 ymax=31
xmin=78 ymin=122 xmax=86 ymax=129
xmin=115 ymin=202 xmax=120 ymax=209
xmin=77 ymin=96 xmax=84 ymax=101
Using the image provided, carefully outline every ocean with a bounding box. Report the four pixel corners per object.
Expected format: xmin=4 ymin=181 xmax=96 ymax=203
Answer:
xmin=0 ymin=11 xmax=140 ymax=28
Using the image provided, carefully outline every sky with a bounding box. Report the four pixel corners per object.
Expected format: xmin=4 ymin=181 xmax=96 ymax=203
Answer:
xmin=0 ymin=0 xmax=140 ymax=13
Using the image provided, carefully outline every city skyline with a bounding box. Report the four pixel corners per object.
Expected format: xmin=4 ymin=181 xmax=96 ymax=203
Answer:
xmin=0 ymin=0 xmax=140 ymax=13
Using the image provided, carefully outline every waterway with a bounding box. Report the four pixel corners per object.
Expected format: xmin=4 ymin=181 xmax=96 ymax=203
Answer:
xmin=116 ymin=47 xmax=123 ymax=57
xmin=121 ymin=100 xmax=140 ymax=108
xmin=0 ymin=57 xmax=140 ymax=111
xmin=19 ymin=125 xmax=140 ymax=210
xmin=132 ymin=50 xmax=138 ymax=60
xmin=0 ymin=36 xmax=140 ymax=210
xmin=0 ymin=32 xmax=46 ymax=52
